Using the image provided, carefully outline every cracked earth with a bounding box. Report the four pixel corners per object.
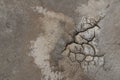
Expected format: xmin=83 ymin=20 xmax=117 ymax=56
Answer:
xmin=61 ymin=15 xmax=105 ymax=73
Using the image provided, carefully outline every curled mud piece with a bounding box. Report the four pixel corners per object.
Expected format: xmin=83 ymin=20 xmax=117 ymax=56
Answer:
xmin=62 ymin=15 xmax=105 ymax=72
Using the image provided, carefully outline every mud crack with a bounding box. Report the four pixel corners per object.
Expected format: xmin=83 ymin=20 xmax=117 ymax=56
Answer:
xmin=62 ymin=15 xmax=105 ymax=72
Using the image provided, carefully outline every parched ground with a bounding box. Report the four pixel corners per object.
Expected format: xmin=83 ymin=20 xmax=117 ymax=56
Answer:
xmin=0 ymin=0 xmax=120 ymax=80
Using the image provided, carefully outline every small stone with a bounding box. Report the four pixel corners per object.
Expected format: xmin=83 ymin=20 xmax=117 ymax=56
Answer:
xmin=83 ymin=44 xmax=95 ymax=56
xmin=69 ymin=52 xmax=76 ymax=62
xmin=76 ymin=54 xmax=85 ymax=62
xmin=85 ymin=56 xmax=93 ymax=62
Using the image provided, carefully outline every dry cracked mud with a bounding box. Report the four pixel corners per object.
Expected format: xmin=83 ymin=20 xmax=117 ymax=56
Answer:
xmin=61 ymin=15 xmax=105 ymax=73
xmin=0 ymin=0 xmax=120 ymax=80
